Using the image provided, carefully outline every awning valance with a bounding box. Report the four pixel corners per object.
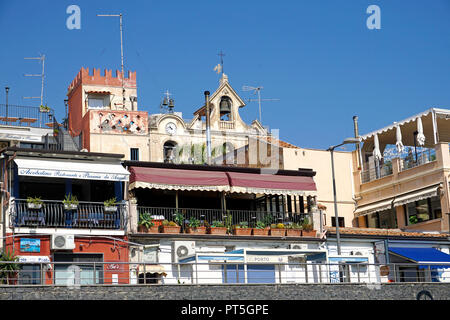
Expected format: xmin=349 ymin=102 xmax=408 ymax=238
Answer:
xmin=14 ymin=158 xmax=129 ymax=182
xmin=137 ymin=264 xmax=167 ymax=275
xmin=226 ymin=172 xmax=317 ymax=196
xmin=389 ymin=247 xmax=450 ymax=269
xmin=393 ymin=186 xmax=439 ymax=207
xmin=129 ymin=166 xmax=230 ymax=192
xmin=354 ymin=198 xmax=394 ymax=217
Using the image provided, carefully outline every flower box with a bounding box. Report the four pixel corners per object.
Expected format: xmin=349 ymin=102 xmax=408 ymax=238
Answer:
xmin=302 ymin=230 xmax=317 ymax=237
xmin=64 ymin=204 xmax=78 ymax=210
xmin=104 ymin=206 xmax=118 ymax=212
xmin=286 ymin=229 xmax=302 ymax=237
xmin=252 ymin=228 xmax=270 ymax=236
xmin=269 ymin=228 xmax=285 ymax=237
xmin=27 ymin=203 xmax=42 ymax=210
xmin=185 ymin=226 xmax=207 ymax=234
xmin=207 ymin=227 xmax=228 ymax=235
xmin=138 ymin=225 xmax=159 ymax=233
xmin=159 ymin=225 xmax=181 ymax=234
xmin=232 ymin=228 xmax=252 ymax=236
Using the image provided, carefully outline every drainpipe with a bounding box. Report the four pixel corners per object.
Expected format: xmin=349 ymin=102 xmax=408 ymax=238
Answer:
xmin=204 ymin=91 xmax=212 ymax=165
xmin=353 ymin=116 xmax=363 ymax=170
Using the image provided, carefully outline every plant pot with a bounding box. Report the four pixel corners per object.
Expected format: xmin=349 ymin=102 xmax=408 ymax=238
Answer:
xmin=252 ymin=228 xmax=270 ymax=236
xmin=138 ymin=225 xmax=159 ymax=233
xmin=269 ymin=228 xmax=285 ymax=236
xmin=207 ymin=227 xmax=228 ymax=235
xmin=232 ymin=228 xmax=252 ymax=236
xmin=64 ymin=203 xmax=78 ymax=210
xmin=159 ymin=225 xmax=181 ymax=234
xmin=286 ymin=229 xmax=302 ymax=237
xmin=185 ymin=226 xmax=207 ymax=234
xmin=302 ymin=230 xmax=317 ymax=237
xmin=104 ymin=206 xmax=118 ymax=212
xmin=27 ymin=203 xmax=42 ymax=210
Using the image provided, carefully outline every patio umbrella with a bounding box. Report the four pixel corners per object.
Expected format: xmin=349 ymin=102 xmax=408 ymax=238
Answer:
xmin=373 ymin=133 xmax=382 ymax=161
xmin=395 ymin=125 xmax=404 ymax=153
xmin=416 ymin=117 xmax=426 ymax=146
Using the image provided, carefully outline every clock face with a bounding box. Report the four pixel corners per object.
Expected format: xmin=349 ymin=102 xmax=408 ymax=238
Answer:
xmin=165 ymin=122 xmax=177 ymax=135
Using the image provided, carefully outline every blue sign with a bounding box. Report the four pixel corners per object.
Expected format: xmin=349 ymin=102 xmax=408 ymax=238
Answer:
xmin=20 ymin=238 xmax=41 ymax=253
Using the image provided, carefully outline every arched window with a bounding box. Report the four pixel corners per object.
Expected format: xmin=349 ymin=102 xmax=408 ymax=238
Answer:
xmin=219 ymin=96 xmax=232 ymax=121
xmin=163 ymin=141 xmax=177 ymax=163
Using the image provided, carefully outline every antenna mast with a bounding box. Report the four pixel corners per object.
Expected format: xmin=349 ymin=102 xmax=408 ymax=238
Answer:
xmin=97 ymin=13 xmax=126 ymax=109
xmin=242 ymin=85 xmax=279 ymax=124
xmin=23 ymin=54 xmax=45 ymax=106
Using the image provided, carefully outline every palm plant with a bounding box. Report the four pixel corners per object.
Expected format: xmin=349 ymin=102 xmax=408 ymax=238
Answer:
xmin=0 ymin=250 xmax=19 ymax=285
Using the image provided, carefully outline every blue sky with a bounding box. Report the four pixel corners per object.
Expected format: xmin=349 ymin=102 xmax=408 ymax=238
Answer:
xmin=0 ymin=0 xmax=449 ymax=150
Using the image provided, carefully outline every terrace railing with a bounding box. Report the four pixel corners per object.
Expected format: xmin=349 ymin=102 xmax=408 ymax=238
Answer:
xmin=0 ymin=104 xmax=55 ymax=129
xmin=11 ymin=199 xmax=127 ymax=230
xmin=137 ymin=206 xmax=313 ymax=228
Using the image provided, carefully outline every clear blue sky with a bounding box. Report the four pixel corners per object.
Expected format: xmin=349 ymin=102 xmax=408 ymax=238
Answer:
xmin=0 ymin=0 xmax=449 ymax=150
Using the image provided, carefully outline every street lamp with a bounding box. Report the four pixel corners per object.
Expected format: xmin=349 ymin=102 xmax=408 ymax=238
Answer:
xmin=327 ymin=137 xmax=360 ymax=256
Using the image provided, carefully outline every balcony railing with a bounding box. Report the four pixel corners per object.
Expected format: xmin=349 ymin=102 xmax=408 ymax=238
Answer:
xmin=137 ymin=206 xmax=312 ymax=228
xmin=11 ymin=199 xmax=127 ymax=230
xmin=219 ymin=120 xmax=235 ymax=130
xmin=361 ymin=162 xmax=393 ymax=183
xmin=0 ymin=104 xmax=55 ymax=129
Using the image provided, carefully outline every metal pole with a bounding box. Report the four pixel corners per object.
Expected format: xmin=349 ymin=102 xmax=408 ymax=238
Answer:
xmin=204 ymin=91 xmax=212 ymax=165
xmin=119 ymin=14 xmax=125 ymax=110
xmin=40 ymin=55 xmax=45 ymax=107
xmin=257 ymin=88 xmax=262 ymax=123
xmin=330 ymin=148 xmax=342 ymax=255
xmin=5 ymin=87 xmax=9 ymax=125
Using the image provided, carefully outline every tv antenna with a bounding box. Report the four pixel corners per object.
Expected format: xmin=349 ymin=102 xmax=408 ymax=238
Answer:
xmin=159 ymin=90 xmax=175 ymax=114
xmin=242 ymin=85 xmax=279 ymax=124
xmin=23 ymin=54 xmax=45 ymax=106
xmin=97 ymin=13 xmax=126 ymax=109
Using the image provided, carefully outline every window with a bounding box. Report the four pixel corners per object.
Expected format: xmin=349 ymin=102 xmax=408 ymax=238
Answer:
xmin=88 ymin=98 xmax=105 ymax=109
xmin=366 ymin=212 xmax=379 ymax=228
xmin=130 ymin=148 xmax=139 ymax=161
xmin=331 ymin=217 xmax=345 ymax=227
xmin=163 ymin=141 xmax=177 ymax=163
xmin=405 ymin=196 xmax=441 ymax=225
xmin=365 ymin=209 xmax=397 ymax=229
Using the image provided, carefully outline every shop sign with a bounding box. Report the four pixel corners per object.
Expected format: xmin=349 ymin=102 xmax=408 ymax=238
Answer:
xmin=20 ymin=238 xmax=40 ymax=253
xmin=18 ymin=168 xmax=128 ymax=181
xmin=17 ymin=256 xmax=50 ymax=263
xmin=246 ymin=255 xmax=288 ymax=264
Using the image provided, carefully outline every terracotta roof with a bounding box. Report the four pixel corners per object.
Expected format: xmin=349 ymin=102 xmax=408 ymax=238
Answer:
xmin=325 ymin=226 xmax=449 ymax=239
xmin=258 ymin=136 xmax=300 ymax=149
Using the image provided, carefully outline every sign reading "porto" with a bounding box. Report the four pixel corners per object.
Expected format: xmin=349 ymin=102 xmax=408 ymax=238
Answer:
xmin=18 ymin=168 xmax=128 ymax=182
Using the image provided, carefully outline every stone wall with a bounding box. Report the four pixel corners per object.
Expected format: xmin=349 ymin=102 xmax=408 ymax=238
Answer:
xmin=0 ymin=283 xmax=448 ymax=300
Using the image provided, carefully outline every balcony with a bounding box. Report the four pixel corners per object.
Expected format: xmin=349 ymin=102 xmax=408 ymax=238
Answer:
xmin=219 ymin=120 xmax=235 ymax=130
xmin=11 ymin=199 xmax=127 ymax=230
xmin=137 ymin=206 xmax=314 ymax=233
xmin=0 ymin=104 xmax=55 ymax=129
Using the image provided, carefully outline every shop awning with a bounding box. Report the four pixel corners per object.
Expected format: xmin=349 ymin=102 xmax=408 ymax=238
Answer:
xmin=354 ymin=198 xmax=394 ymax=217
xmin=393 ymin=186 xmax=439 ymax=207
xmin=389 ymin=247 xmax=450 ymax=269
xmin=138 ymin=264 xmax=167 ymax=275
xmin=226 ymin=172 xmax=317 ymax=196
xmin=129 ymin=166 xmax=230 ymax=192
xmin=14 ymin=158 xmax=129 ymax=182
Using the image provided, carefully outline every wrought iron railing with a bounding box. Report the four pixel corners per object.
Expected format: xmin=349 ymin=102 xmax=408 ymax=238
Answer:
xmin=400 ymin=148 xmax=436 ymax=171
xmin=137 ymin=206 xmax=312 ymax=228
xmin=0 ymin=104 xmax=55 ymax=129
xmin=11 ymin=199 xmax=127 ymax=230
xmin=361 ymin=162 xmax=393 ymax=183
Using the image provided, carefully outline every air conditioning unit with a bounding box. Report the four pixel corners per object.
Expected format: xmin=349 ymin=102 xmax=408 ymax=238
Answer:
xmin=51 ymin=235 xmax=75 ymax=250
xmin=289 ymin=243 xmax=308 ymax=250
xmin=173 ymin=241 xmax=195 ymax=263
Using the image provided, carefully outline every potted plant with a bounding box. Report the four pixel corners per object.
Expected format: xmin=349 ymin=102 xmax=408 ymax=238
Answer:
xmin=185 ymin=217 xmax=207 ymax=234
xmin=232 ymin=221 xmax=252 ymax=236
xmin=270 ymin=223 xmax=286 ymax=236
xmin=53 ymin=128 xmax=59 ymax=137
xmin=138 ymin=212 xmax=159 ymax=233
xmin=0 ymin=249 xmax=19 ymax=285
xmin=62 ymin=193 xmax=79 ymax=210
xmin=103 ymin=197 xmax=118 ymax=212
xmin=39 ymin=104 xmax=50 ymax=113
xmin=26 ymin=197 xmax=43 ymax=210
xmin=252 ymin=220 xmax=269 ymax=236
xmin=285 ymin=222 xmax=302 ymax=237
xmin=207 ymin=220 xmax=228 ymax=235
xmin=301 ymin=218 xmax=316 ymax=237
xmin=159 ymin=220 xmax=181 ymax=234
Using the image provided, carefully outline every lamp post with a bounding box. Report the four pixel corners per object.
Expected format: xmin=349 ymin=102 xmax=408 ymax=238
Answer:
xmin=5 ymin=87 xmax=9 ymax=125
xmin=327 ymin=137 xmax=360 ymax=255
